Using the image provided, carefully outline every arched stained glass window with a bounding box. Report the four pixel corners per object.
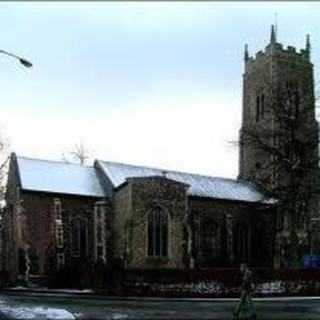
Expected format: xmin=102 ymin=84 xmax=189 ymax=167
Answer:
xmin=148 ymin=207 xmax=168 ymax=257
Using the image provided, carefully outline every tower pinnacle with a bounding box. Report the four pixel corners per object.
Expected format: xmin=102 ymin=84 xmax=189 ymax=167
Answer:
xmin=270 ymin=24 xmax=276 ymax=44
xmin=306 ymin=34 xmax=311 ymax=59
xmin=244 ymin=44 xmax=249 ymax=62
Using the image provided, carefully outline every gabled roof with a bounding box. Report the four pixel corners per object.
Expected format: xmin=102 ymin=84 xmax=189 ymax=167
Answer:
xmin=97 ymin=160 xmax=271 ymax=203
xmin=16 ymin=156 xmax=105 ymax=198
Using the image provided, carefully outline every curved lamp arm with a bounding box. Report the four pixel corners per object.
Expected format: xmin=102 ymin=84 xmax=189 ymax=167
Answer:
xmin=0 ymin=49 xmax=32 ymax=68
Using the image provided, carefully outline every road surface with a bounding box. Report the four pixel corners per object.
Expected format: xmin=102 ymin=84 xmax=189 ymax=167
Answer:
xmin=0 ymin=291 xmax=320 ymax=319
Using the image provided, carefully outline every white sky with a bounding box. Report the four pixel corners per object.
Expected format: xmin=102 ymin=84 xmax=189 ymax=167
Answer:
xmin=1 ymin=2 xmax=320 ymax=178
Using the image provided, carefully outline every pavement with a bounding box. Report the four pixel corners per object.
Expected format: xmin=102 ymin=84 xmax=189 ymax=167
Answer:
xmin=1 ymin=288 xmax=320 ymax=319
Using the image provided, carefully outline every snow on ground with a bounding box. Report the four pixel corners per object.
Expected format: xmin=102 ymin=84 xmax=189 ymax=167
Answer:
xmin=111 ymin=314 xmax=128 ymax=320
xmin=0 ymin=303 xmax=75 ymax=319
xmin=9 ymin=287 xmax=93 ymax=294
xmin=0 ymin=306 xmax=75 ymax=319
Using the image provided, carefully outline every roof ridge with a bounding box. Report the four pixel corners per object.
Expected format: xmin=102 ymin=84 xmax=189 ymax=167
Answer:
xmin=98 ymin=160 xmax=239 ymax=183
xmin=17 ymin=155 xmax=94 ymax=168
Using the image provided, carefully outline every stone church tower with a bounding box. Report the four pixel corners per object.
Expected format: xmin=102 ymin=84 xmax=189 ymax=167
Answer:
xmin=239 ymin=26 xmax=319 ymax=267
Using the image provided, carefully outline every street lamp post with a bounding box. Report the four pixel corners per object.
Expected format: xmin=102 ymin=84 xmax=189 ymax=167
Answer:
xmin=0 ymin=49 xmax=32 ymax=68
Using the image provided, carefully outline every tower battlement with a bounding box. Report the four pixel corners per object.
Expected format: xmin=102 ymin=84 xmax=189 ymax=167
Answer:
xmin=244 ymin=26 xmax=311 ymax=73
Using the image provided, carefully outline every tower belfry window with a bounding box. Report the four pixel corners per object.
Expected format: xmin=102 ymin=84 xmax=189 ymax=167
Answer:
xmin=294 ymin=90 xmax=300 ymax=118
xmin=261 ymin=94 xmax=265 ymax=119
xmin=256 ymin=96 xmax=260 ymax=122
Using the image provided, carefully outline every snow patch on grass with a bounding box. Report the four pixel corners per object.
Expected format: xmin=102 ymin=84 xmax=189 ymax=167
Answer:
xmin=112 ymin=314 xmax=128 ymax=319
xmin=0 ymin=305 xmax=75 ymax=319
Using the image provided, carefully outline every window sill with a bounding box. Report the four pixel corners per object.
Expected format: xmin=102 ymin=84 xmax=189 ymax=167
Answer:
xmin=147 ymin=256 xmax=170 ymax=261
xmin=146 ymin=256 xmax=170 ymax=263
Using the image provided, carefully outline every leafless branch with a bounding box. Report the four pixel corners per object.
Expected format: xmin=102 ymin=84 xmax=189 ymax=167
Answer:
xmin=62 ymin=140 xmax=90 ymax=166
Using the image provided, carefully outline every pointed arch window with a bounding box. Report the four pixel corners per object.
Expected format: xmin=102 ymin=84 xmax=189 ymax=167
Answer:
xmin=148 ymin=207 xmax=168 ymax=257
xmin=200 ymin=219 xmax=219 ymax=258
xmin=71 ymin=217 xmax=88 ymax=258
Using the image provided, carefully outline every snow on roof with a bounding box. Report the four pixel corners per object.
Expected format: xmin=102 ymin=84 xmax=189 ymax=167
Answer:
xmin=17 ymin=156 xmax=105 ymax=198
xmin=98 ymin=161 xmax=271 ymax=203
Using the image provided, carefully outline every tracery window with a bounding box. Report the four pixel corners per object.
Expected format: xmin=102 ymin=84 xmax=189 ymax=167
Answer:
xmin=148 ymin=206 xmax=168 ymax=257
xmin=200 ymin=219 xmax=219 ymax=258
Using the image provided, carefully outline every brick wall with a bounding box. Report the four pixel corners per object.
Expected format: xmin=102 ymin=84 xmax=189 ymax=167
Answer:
xmin=3 ymin=156 xmax=108 ymax=281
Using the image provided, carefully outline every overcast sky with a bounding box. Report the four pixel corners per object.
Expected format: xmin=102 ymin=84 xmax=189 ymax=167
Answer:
xmin=1 ymin=2 xmax=320 ymax=178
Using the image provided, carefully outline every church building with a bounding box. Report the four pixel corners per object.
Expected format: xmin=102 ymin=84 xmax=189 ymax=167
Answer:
xmin=2 ymin=26 xmax=318 ymax=282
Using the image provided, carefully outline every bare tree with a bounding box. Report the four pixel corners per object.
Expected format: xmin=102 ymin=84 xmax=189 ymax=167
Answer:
xmin=0 ymin=129 xmax=10 ymax=203
xmin=62 ymin=141 xmax=90 ymax=166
